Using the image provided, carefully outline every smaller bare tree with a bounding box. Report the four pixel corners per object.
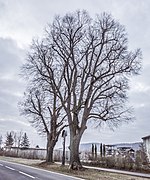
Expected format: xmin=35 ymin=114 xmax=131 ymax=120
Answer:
xmin=11 ymin=131 xmax=23 ymax=155
xmin=20 ymin=84 xmax=67 ymax=163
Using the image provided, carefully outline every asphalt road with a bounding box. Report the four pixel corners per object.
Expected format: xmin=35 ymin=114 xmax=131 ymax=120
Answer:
xmin=0 ymin=160 xmax=84 ymax=180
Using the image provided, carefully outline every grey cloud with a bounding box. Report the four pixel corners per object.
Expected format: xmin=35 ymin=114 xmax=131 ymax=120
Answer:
xmin=0 ymin=89 xmax=20 ymax=118
xmin=0 ymin=37 xmax=25 ymax=106
xmin=0 ymin=77 xmax=25 ymax=120
xmin=0 ymin=38 xmax=27 ymax=136
xmin=129 ymin=64 xmax=150 ymax=108
xmin=0 ymin=38 xmax=24 ymax=74
xmin=0 ymin=1 xmax=5 ymax=16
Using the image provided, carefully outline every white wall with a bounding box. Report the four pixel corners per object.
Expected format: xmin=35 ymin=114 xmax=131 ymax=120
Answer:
xmin=143 ymin=137 xmax=150 ymax=161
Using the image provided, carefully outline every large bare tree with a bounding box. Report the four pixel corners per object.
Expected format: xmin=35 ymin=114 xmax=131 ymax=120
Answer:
xmin=21 ymin=10 xmax=141 ymax=168
xmin=45 ymin=11 xmax=141 ymax=169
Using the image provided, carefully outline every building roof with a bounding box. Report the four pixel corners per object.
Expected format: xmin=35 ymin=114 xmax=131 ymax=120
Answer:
xmin=142 ymin=135 xmax=150 ymax=139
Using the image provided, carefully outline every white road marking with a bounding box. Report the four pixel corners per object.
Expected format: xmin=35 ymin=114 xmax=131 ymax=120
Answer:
xmin=5 ymin=166 xmax=15 ymax=171
xmin=0 ymin=160 xmax=85 ymax=180
xmin=19 ymin=171 xmax=35 ymax=179
xmin=0 ymin=163 xmax=3 ymax=166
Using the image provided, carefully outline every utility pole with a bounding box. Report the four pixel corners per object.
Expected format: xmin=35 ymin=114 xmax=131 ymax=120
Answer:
xmin=62 ymin=130 xmax=67 ymax=165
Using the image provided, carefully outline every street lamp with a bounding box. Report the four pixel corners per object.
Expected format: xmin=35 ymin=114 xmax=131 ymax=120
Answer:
xmin=62 ymin=130 xmax=67 ymax=165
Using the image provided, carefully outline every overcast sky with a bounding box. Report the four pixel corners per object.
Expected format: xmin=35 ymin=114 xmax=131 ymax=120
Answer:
xmin=0 ymin=0 xmax=150 ymax=148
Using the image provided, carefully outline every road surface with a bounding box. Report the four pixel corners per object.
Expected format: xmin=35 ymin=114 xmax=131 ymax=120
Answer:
xmin=0 ymin=160 xmax=84 ymax=180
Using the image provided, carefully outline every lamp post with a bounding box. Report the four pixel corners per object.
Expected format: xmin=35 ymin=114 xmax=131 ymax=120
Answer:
xmin=62 ymin=130 xmax=67 ymax=165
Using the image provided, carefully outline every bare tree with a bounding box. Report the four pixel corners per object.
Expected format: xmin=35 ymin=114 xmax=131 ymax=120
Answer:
xmin=11 ymin=131 xmax=23 ymax=155
xmin=21 ymin=10 xmax=141 ymax=168
xmin=44 ymin=11 xmax=141 ymax=169
xmin=16 ymin=131 xmax=23 ymax=155
xmin=20 ymin=73 xmax=67 ymax=162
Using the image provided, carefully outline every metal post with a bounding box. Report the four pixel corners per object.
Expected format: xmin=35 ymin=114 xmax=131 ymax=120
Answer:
xmin=62 ymin=130 xmax=67 ymax=165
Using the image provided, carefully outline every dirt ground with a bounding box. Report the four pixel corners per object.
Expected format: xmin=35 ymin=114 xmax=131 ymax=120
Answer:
xmin=0 ymin=156 xmax=149 ymax=180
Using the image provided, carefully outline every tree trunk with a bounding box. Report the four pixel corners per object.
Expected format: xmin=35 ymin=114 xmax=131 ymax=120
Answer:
xmin=46 ymin=134 xmax=55 ymax=163
xmin=69 ymin=130 xmax=84 ymax=170
xmin=46 ymin=145 xmax=54 ymax=163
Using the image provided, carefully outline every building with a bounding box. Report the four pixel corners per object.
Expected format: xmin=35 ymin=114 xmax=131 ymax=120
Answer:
xmin=142 ymin=135 xmax=150 ymax=161
xmin=116 ymin=147 xmax=135 ymax=158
